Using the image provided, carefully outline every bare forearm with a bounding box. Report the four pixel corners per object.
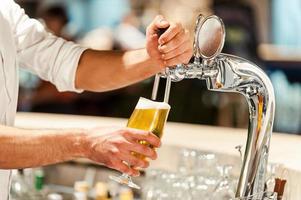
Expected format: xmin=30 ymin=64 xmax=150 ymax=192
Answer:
xmin=0 ymin=125 xmax=86 ymax=169
xmin=75 ymin=49 xmax=162 ymax=92
xmin=0 ymin=124 xmax=161 ymax=176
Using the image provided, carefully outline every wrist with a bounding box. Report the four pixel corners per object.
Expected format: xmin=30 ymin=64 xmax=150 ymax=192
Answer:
xmin=69 ymin=128 xmax=90 ymax=159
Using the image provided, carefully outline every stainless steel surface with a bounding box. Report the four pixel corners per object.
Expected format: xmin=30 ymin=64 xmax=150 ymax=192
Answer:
xmin=150 ymin=70 xmax=171 ymax=103
xmin=154 ymin=15 xmax=276 ymax=200
xmin=152 ymin=27 xmax=172 ymax=103
xmin=164 ymin=69 xmax=171 ymax=103
xmin=151 ymin=74 xmax=160 ymax=100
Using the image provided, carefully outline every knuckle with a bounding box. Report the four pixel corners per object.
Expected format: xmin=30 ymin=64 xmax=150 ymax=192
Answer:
xmin=170 ymin=24 xmax=177 ymax=31
xmin=110 ymin=147 xmax=120 ymax=156
xmin=175 ymin=22 xmax=182 ymax=29
xmin=112 ymin=140 xmax=123 ymax=147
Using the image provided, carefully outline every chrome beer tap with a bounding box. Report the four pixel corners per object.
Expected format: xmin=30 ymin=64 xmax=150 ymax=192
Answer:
xmin=152 ymin=15 xmax=276 ymax=199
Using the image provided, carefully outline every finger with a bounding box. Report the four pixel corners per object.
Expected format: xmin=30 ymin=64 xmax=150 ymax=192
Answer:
xmin=159 ymin=29 xmax=188 ymax=54
xmin=161 ymin=40 xmax=190 ymax=60
xmin=119 ymin=151 xmax=150 ymax=168
xmin=159 ymin=22 xmax=183 ymax=45
xmin=124 ymin=128 xmax=161 ymax=148
xmin=147 ymin=34 xmax=162 ymax=59
xmin=112 ymin=160 xmax=140 ymax=177
xmin=147 ymin=33 xmax=158 ymax=44
xmin=128 ymin=143 xmax=157 ymax=160
xmin=147 ymin=15 xmax=170 ymax=36
xmin=164 ymin=50 xmax=192 ymax=66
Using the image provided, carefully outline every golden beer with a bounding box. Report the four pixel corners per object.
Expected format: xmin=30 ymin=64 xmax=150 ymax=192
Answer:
xmin=127 ymin=98 xmax=170 ymax=154
xmin=109 ymin=97 xmax=170 ymax=189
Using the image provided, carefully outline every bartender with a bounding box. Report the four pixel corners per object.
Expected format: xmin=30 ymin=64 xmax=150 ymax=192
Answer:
xmin=0 ymin=0 xmax=192 ymax=198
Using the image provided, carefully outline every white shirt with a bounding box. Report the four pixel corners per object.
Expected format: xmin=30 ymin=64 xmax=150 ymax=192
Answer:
xmin=0 ymin=1 xmax=86 ymax=199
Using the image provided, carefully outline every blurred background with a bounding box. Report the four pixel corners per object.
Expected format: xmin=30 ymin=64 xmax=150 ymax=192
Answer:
xmin=16 ymin=0 xmax=301 ymax=135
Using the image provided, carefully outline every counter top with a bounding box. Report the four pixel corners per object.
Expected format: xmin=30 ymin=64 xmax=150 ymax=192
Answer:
xmin=15 ymin=112 xmax=301 ymax=171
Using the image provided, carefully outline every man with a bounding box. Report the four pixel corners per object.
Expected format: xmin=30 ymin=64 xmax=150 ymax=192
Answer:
xmin=0 ymin=0 xmax=192 ymax=199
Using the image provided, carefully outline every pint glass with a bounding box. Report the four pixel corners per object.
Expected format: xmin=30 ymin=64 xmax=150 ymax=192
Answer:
xmin=109 ymin=97 xmax=170 ymax=189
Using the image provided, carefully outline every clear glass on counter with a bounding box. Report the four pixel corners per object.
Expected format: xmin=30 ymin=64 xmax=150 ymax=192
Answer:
xmin=142 ymin=148 xmax=239 ymax=200
xmin=10 ymin=168 xmax=47 ymax=200
xmin=47 ymin=193 xmax=63 ymax=200
xmin=95 ymin=182 xmax=109 ymax=200
xmin=10 ymin=170 xmax=32 ymax=200
xmin=73 ymin=181 xmax=89 ymax=200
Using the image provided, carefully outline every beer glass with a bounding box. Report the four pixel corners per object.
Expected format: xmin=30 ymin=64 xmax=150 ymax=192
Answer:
xmin=109 ymin=97 xmax=170 ymax=189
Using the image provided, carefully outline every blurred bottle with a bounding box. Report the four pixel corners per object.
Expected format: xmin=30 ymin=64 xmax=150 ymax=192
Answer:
xmin=30 ymin=168 xmax=46 ymax=199
xmin=266 ymin=164 xmax=277 ymax=194
xmin=47 ymin=193 xmax=63 ymax=200
xmin=10 ymin=169 xmax=32 ymax=200
xmin=108 ymin=180 xmax=119 ymax=200
xmin=119 ymin=187 xmax=133 ymax=200
xmin=95 ymin=182 xmax=110 ymax=200
xmin=73 ymin=181 xmax=89 ymax=200
xmin=11 ymin=168 xmax=48 ymax=200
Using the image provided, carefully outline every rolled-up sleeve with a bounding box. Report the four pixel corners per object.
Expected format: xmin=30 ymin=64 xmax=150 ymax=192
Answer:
xmin=8 ymin=0 xmax=87 ymax=92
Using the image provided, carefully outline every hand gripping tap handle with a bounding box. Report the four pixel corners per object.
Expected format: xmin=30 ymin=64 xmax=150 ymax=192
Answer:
xmin=151 ymin=27 xmax=172 ymax=103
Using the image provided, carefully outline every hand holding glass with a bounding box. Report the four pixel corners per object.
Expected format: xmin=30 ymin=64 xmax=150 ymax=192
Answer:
xmin=109 ymin=97 xmax=170 ymax=189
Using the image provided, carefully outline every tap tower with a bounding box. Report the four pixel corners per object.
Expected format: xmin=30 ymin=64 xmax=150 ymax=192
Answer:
xmin=153 ymin=15 xmax=276 ymax=200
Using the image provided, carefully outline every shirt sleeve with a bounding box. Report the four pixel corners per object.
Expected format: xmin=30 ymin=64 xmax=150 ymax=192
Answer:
xmin=7 ymin=0 xmax=87 ymax=92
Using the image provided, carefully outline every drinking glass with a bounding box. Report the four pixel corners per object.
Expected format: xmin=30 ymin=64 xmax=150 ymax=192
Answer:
xmin=212 ymin=165 xmax=235 ymax=200
xmin=109 ymin=97 xmax=170 ymax=189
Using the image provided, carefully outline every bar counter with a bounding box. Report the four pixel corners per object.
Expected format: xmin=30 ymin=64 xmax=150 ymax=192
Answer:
xmin=15 ymin=112 xmax=301 ymax=198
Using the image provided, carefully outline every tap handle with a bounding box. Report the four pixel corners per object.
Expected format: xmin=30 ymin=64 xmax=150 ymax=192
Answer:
xmin=157 ymin=27 xmax=172 ymax=103
xmin=151 ymin=74 xmax=160 ymax=101
xmin=157 ymin=27 xmax=169 ymax=37
xmin=152 ymin=27 xmax=171 ymax=102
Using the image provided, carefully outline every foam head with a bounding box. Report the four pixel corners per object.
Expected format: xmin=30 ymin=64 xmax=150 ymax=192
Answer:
xmin=136 ymin=97 xmax=171 ymax=110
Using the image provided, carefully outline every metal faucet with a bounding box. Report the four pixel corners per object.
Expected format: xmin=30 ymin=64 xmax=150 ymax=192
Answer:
xmin=152 ymin=15 xmax=276 ymax=200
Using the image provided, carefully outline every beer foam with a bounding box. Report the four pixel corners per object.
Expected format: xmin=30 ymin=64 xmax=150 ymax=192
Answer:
xmin=136 ymin=97 xmax=171 ymax=109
